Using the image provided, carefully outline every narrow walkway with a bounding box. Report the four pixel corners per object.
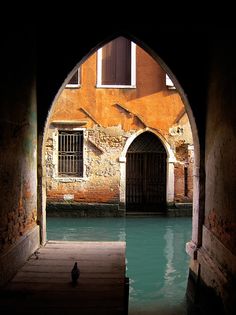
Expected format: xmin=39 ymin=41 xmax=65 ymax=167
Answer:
xmin=0 ymin=241 xmax=126 ymax=315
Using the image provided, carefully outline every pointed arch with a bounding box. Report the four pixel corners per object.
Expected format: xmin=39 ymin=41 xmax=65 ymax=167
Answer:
xmin=40 ymin=33 xmax=200 ymax=250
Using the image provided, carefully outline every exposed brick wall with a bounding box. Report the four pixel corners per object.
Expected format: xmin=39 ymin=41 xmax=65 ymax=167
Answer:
xmin=0 ymin=76 xmax=38 ymax=253
xmin=174 ymin=142 xmax=194 ymax=203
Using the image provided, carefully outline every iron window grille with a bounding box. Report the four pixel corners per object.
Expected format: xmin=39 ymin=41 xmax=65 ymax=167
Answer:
xmin=58 ymin=130 xmax=83 ymax=177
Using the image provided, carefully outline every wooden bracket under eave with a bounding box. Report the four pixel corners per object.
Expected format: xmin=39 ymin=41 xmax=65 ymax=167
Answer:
xmin=87 ymin=138 xmax=105 ymax=153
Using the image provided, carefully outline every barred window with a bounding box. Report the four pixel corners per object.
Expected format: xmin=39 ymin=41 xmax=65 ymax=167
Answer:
xmin=58 ymin=131 xmax=83 ymax=177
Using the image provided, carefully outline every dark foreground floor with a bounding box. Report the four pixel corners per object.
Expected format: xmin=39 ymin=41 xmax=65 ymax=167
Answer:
xmin=0 ymin=241 xmax=126 ymax=315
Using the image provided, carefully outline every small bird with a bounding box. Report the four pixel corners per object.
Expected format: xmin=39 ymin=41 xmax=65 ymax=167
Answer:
xmin=71 ymin=262 xmax=80 ymax=285
xmin=34 ymin=250 xmax=40 ymax=260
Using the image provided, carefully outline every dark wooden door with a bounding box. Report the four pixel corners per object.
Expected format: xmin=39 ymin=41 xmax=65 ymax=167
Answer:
xmin=126 ymin=133 xmax=167 ymax=211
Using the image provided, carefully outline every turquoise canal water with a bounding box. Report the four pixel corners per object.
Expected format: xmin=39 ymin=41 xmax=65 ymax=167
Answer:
xmin=47 ymin=216 xmax=192 ymax=315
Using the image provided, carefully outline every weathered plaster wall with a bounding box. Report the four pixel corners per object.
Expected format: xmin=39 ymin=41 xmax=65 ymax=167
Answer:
xmin=45 ymin=45 xmax=194 ymax=210
xmin=0 ymin=30 xmax=39 ymax=286
xmin=187 ymin=39 xmax=236 ymax=315
xmin=51 ymin=47 xmax=185 ymax=132
xmin=46 ymin=125 xmax=132 ymax=206
xmin=205 ymin=44 xmax=236 ymax=256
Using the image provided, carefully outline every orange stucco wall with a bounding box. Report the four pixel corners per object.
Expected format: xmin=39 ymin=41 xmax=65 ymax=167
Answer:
xmin=45 ymin=43 xmax=193 ymax=211
xmin=51 ymin=47 xmax=184 ymax=132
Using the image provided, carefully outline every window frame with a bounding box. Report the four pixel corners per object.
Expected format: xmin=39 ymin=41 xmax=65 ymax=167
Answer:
xmin=96 ymin=40 xmax=136 ymax=88
xmin=165 ymin=73 xmax=176 ymax=90
xmin=53 ymin=127 xmax=86 ymax=180
xmin=65 ymin=68 xmax=81 ymax=88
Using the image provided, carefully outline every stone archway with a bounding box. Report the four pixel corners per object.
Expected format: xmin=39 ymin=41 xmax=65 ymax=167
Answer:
xmin=119 ymin=129 xmax=176 ymax=212
xmin=126 ymin=131 xmax=167 ymax=212
xmin=40 ymin=35 xmax=200 ymax=256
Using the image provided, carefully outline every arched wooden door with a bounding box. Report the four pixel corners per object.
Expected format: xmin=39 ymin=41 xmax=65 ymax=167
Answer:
xmin=126 ymin=132 xmax=167 ymax=211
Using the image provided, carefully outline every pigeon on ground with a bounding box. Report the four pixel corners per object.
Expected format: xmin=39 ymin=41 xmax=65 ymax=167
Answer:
xmin=71 ymin=262 xmax=80 ymax=285
xmin=34 ymin=250 xmax=40 ymax=259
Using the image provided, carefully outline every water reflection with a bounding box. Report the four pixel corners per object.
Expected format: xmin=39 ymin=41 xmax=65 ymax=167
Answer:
xmin=47 ymin=216 xmax=191 ymax=315
xmin=126 ymin=217 xmax=191 ymax=315
xmin=47 ymin=217 xmax=126 ymax=241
